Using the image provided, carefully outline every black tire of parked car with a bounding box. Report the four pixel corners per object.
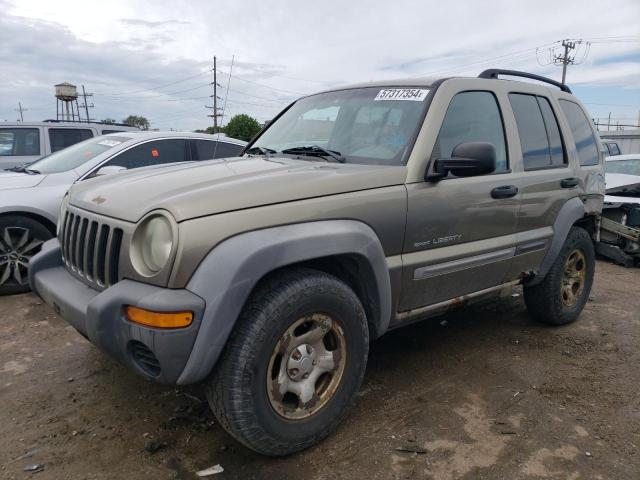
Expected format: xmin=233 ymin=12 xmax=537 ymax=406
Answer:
xmin=207 ymin=267 xmax=369 ymax=456
xmin=0 ymin=215 xmax=53 ymax=296
xmin=524 ymin=226 xmax=595 ymax=326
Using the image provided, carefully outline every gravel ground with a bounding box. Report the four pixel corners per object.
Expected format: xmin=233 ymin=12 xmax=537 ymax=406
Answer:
xmin=0 ymin=260 xmax=638 ymax=480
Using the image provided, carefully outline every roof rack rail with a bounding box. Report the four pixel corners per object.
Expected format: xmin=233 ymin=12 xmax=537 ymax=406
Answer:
xmin=478 ymin=69 xmax=572 ymax=94
xmin=42 ymin=119 xmax=133 ymax=127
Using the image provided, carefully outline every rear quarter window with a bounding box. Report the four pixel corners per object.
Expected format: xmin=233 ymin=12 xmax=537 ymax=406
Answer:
xmin=558 ymin=100 xmax=599 ymax=166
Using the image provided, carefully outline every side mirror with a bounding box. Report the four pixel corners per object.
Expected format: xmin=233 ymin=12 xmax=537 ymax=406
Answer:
xmin=427 ymin=142 xmax=496 ymax=180
xmin=93 ymin=165 xmax=127 ymax=177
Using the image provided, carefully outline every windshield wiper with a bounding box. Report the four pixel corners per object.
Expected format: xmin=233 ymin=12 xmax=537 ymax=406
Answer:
xmin=281 ymin=145 xmax=346 ymax=163
xmin=4 ymin=164 xmax=38 ymax=174
xmin=246 ymin=146 xmax=277 ymax=158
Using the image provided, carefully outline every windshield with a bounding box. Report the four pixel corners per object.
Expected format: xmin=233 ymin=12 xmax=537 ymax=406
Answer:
xmin=605 ymin=159 xmax=640 ymax=176
xmin=27 ymin=136 xmax=129 ymax=174
xmin=250 ymin=86 xmax=430 ymax=165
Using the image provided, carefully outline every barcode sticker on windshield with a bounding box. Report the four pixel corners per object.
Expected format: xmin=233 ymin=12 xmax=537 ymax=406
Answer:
xmin=97 ymin=140 xmax=122 ymax=147
xmin=374 ymin=88 xmax=429 ymax=101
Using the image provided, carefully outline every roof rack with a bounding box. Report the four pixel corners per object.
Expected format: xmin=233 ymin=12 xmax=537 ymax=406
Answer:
xmin=478 ymin=69 xmax=572 ymax=94
xmin=42 ymin=119 xmax=133 ymax=127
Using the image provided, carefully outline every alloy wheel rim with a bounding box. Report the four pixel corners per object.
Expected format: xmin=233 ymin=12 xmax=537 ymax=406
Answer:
xmin=0 ymin=227 xmax=44 ymax=286
xmin=561 ymin=249 xmax=586 ymax=307
xmin=267 ymin=313 xmax=347 ymax=420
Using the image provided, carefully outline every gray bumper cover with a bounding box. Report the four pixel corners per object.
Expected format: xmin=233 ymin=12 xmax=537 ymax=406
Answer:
xmin=30 ymin=239 xmax=206 ymax=384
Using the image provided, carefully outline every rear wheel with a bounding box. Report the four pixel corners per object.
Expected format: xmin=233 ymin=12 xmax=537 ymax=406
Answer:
xmin=207 ymin=268 xmax=369 ymax=456
xmin=524 ymin=226 xmax=595 ymax=326
xmin=0 ymin=216 xmax=53 ymax=295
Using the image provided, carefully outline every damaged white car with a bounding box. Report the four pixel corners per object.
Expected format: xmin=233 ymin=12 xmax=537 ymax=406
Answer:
xmin=596 ymin=154 xmax=640 ymax=266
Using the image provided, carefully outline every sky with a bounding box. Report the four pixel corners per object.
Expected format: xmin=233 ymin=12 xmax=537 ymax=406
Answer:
xmin=0 ymin=0 xmax=639 ymax=131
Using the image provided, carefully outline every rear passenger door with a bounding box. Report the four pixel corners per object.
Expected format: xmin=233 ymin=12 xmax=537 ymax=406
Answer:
xmin=505 ymin=93 xmax=577 ymax=278
xmin=190 ymin=139 xmax=244 ymax=160
xmin=401 ymin=90 xmax=521 ymax=311
xmin=100 ymin=139 xmax=190 ymax=170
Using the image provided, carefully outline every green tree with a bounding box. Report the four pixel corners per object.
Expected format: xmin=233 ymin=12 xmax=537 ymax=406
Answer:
xmin=122 ymin=115 xmax=150 ymax=130
xmin=100 ymin=118 xmax=116 ymax=124
xmin=223 ymin=114 xmax=261 ymax=141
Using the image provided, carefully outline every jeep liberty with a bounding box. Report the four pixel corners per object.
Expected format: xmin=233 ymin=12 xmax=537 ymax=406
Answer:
xmin=30 ymin=70 xmax=605 ymax=456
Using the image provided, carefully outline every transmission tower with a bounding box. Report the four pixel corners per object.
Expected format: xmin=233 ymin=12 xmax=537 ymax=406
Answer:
xmin=206 ymin=56 xmax=224 ymax=131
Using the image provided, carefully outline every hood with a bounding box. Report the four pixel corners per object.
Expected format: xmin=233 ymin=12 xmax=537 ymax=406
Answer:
xmin=0 ymin=171 xmax=46 ymax=190
xmin=604 ymin=173 xmax=640 ymax=205
xmin=69 ymin=156 xmax=407 ymax=222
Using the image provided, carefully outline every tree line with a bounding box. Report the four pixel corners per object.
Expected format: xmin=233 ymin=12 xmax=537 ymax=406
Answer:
xmin=101 ymin=114 xmax=262 ymax=142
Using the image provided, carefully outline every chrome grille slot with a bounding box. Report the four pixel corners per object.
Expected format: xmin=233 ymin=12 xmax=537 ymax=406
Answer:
xmin=59 ymin=208 xmax=125 ymax=290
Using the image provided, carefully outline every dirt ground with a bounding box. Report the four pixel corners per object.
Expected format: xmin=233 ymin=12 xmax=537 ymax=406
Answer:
xmin=1 ymin=260 xmax=638 ymax=480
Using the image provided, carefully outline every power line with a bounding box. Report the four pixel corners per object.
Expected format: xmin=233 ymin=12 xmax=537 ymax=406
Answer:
xmin=94 ymin=69 xmax=213 ymax=96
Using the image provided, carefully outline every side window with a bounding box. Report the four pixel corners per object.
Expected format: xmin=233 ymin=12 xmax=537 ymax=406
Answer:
xmin=213 ymin=142 xmax=243 ymax=159
xmin=609 ymin=143 xmax=621 ymax=156
xmin=105 ymin=139 xmax=188 ymax=170
xmin=509 ymin=94 xmax=566 ymax=170
xmin=49 ymin=128 xmax=93 ymax=152
xmin=558 ymin=100 xmax=599 ymax=166
xmin=537 ymin=97 xmax=566 ymax=167
xmin=192 ymin=140 xmax=243 ymax=160
xmin=0 ymin=128 xmax=40 ymax=156
xmin=433 ymin=91 xmax=508 ymax=172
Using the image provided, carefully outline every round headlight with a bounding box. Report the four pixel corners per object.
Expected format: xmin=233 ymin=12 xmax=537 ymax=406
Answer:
xmin=132 ymin=214 xmax=174 ymax=275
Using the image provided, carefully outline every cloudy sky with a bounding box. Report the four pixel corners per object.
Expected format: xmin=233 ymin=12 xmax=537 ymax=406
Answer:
xmin=1 ymin=0 xmax=639 ymax=131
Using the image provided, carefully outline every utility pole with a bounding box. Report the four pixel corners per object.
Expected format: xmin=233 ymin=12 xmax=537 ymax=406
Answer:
xmin=553 ymin=40 xmax=577 ymax=85
xmin=80 ymin=85 xmax=94 ymax=122
xmin=206 ymin=56 xmax=223 ymax=131
xmin=15 ymin=102 xmax=26 ymax=121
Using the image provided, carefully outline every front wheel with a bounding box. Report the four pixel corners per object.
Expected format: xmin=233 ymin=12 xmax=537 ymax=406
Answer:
xmin=0 ymin=216 xmax=53 ymax=295
xmin=207 ymin=268 xmax=369 ymax=456
xmin=524 ymin=226 xmax=595 ymax=326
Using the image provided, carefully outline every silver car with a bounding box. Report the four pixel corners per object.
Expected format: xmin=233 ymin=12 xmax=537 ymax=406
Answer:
xmin=0 ymin=131 xmax=246 ymax=294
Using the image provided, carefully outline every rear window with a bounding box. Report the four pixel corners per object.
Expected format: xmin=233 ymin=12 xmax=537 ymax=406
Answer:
xmin=604 ymin=159 xmax=640 ymax=176
xmin=0 ymin=128 xmax=40 ymax=156
xmin=49 ymin=128 xmax=94 ymax=153
xmin=29 ymin=136 xmax=128 ymax=174
xmin=558 ymin=100 xmax=599 ymax=166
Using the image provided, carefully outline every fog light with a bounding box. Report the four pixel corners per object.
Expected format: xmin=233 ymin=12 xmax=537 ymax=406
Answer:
xmin=125 ymin=306 xmax=193 ymax=329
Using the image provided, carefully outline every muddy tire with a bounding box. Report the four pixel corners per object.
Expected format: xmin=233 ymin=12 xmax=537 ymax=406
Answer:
xmin=524 ymin=226 xmax=595 ymax=326
xmin=0 ymin=216 xmax=53 ymax=296
xmin=207 ymin=268 xmax=369 ymax=456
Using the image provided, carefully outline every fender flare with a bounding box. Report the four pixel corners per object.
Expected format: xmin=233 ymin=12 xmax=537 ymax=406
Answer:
xmin=177 ymin=219 xmax=391 ymax=385
xmin=526 ymin=197 xmax=586 ymax=286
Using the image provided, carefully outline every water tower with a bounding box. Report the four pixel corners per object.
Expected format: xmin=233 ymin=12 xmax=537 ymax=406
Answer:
xmin=55 ymin=82 xmax=81 ymax=121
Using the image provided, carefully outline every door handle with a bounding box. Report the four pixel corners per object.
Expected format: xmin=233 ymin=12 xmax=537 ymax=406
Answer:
xmin=561 ymin=177 xmax=579 ymax=188
xmin=491 ymin=185 xmax=518 ymax=199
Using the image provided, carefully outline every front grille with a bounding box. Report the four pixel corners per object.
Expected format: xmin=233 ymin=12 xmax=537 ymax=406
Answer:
xmin=60 ymin=210 xmax=123 ymax=289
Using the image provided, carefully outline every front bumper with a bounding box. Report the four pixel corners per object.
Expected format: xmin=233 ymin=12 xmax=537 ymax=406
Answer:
xmin=30 ymin=239 xmax=206 ymax=384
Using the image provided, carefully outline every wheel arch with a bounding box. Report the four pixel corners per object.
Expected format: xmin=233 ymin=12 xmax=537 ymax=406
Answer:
xmin=177 ymin=220 xmax=392 ymax=385
xmin=526 ymin=197 xmax=595 ymax=286
xmin=0 ymin=209 xmax=57 ymax=235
